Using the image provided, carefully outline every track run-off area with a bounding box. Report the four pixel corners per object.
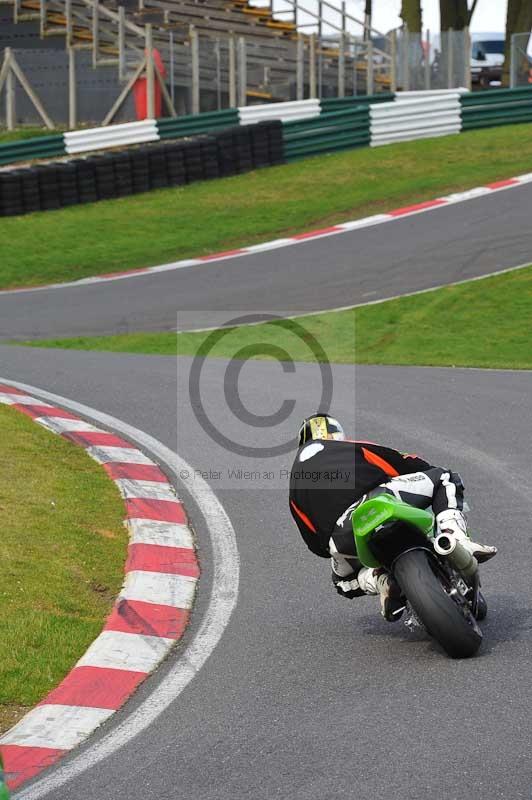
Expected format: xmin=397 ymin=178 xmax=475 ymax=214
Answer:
xmin=1 ymin=173 xmax=531 ymax=799
xmin=0 ymin=177 xmax=532 ymax=340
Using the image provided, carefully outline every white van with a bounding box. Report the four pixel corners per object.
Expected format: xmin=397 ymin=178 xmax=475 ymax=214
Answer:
xmin=470 ymin=32 xmax=505 ymax=87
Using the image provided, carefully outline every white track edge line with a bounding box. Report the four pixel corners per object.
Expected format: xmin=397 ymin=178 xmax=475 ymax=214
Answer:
xmin=1 ymin=174 xmax=530 ymax=297
xmin=0 ymin=380 xmax=240 ymax=800
xmin=173 ymin=260 xmax=532 ymax=335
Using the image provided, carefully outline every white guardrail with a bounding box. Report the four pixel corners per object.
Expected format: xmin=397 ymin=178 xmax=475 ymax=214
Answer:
xmin=64 ymin=119 xmax=159 ymax=155
xmin=54 ymin=90 xmax=469 ymax=159
xmin=238 ymin=99 xmax=321 ymax=125
xmin=370 ymin=92 xmax=463 ymax=147
xmin=395 ymin=88 xmax=469 ymax=100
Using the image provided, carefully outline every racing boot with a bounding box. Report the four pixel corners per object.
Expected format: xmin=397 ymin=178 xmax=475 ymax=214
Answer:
xmin=330 ymin=538 xmax=364 ymax=599
xmin=357 ymin=567 xmax=406 ymax=622
xmin=436 ymin=509 xmax=497 ymax=563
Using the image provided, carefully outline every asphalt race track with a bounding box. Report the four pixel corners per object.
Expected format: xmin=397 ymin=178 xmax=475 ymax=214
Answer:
xmin=1 ymin=345 xmax=531 ymax=800
xmin=2 ymin=174 xmax=532 ymax=799
xmin=1 ymin=181 xmax=532 ymax=340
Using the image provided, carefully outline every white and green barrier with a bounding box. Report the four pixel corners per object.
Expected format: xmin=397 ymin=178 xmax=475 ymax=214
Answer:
xmin=370 ymin=92 xmax=463 ymax=147
xmin=64 ymin=120 xmax=159 ymax=155
xmin=461 ymin=86 xmax=532 ymax=130
xmin=1 ymin=86 xmax=532 ymax=170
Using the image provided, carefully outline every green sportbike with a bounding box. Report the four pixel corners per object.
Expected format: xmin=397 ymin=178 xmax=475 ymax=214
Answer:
xmin=352 ymin=494 xmax=487 ymax=658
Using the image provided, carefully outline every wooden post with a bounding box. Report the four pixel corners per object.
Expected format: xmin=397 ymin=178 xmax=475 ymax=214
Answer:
xmin=448 ymin=27 xmax=454 ymax=88
xmin=0 ymin=50 xmax=11 ymax=94
xmin=352 ymin=36 xmax=358 ymax=95
xmin=6 ymin=56 xmax=15 ymax=131
xmin=39 ymin=0 xmax=45 ymax=39
xmin=318 ymin=34 xmax=323 ymax=100
xmin=338 ymin=30 xmax=345 ymax=98
xmin=169 ymin=30 xmax=175 ymax=107
xmin=366 ymin=37 xmax=373 ymax=95
xmin=215 ymin=38 xmax=221 ymax=109
xmin=154 ymin=59 xmax=177 ymax=117
xmin=92 ymin=0 xmax=99 ymax=68
xmin=318 ymin=0 xmax=323 ymax=99
xmin=510 ymin=33 xmax=516 ymax=89
xmin=68 ymin=46 xmax=76 ymax=129
xmin=65 ymin=0 xmax=72 ymax=46
xmin=190 ymin=26 xmax=200 ymax=114
xmin=464 ymin=26 xmax=471 ymax=90
xmin=102 ymin=56 xmax=145 ymax=125
xmin=237 ymin=36 xmax=246 ymax=107
xmin=309 ymin=33 xmax=316 ymax=98
xmin=390 ymin=28 xmax=397 ymax=92
xmin=228 ymin=34 xmax=236 ymax=107
xmin=401 ymin=26 xmax=409 ymax=91
xmin=146 ymin=23 xmax=155 ymax=117
xmin=424 ymin=28 xmax=430 ymax=90
xmin=118 ymin=5 xmax=126 ymax=81
xmin=296 ymin=34 xmax=304 ymax=100
xmin=8 ymin=50 xmax=55 ymax=128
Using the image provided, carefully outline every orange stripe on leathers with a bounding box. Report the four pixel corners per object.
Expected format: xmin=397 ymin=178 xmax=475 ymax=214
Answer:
xmin=361 ymin=447 xmax=400 ymax=477
xmin=290 ymin=500 xmax=317 ymax=533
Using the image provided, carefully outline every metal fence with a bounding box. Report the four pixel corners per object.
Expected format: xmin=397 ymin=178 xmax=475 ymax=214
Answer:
xmin=0 ymin=48 xmax=135 ymax=127
xmin=387 ymin=30 xmax=470 ymax=92
xmin=510 ymin=33 xmax=532 ymax=88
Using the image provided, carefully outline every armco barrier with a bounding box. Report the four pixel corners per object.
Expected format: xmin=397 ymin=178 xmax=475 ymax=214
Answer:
xmin=239 ymin=99 xmax=321 ymax=125
xmin=283 ymin=106 xmax=370 ymax=161
xmin=0 ymin=134 xmax=66 ymax=166
xmin=0 ymin=109 xmax=240 ymax=167
xmin=461 ymin=85 xmax=532 ymax=130
xmin=64 ymin=120 xmax=159 ymax=155
xmin=3 ymin=85 xmax=532 ymax=173
xmin=0 ymin=122 xmax=283 ymax=217
xmin=157 ymin=108 xmax=240 ymax=139
xmin=395 ymin=88 xmax=469 ymax=100
xmin=320 ymin=92 xmax=394 ymax=112
xmin=370 ymin=93 xmax=462 ymax=146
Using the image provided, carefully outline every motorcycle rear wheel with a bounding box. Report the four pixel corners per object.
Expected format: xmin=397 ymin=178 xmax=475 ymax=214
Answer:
xmin=394 ymin=549 xmax=483 ymax=658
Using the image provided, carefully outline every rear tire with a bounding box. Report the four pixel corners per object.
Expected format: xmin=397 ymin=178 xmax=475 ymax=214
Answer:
xmin=474 ymin=591 xmax=488 ymax=621
xmin=394 ymin=549 xmax=482 ymax=658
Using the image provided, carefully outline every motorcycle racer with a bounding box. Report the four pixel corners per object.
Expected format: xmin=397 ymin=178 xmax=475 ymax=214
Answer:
xmin=289 ymin=413 xmax=497 ymax=622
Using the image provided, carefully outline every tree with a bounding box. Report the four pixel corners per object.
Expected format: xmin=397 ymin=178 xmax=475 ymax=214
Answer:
xmin=503 ymin=0 xmax=532 ymax=86
xmin=400 ymin=0 xmax=422 ymax=33
xmin=439 ymin=0 xmax=479 ymax=31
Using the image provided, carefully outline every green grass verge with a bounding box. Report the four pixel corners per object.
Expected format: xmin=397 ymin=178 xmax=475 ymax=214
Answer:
xmin=0 ymin=128 xmax=61 ymax=144
xmin=1 ymin=123 xmax=532 ymax=290
xmin=22 ymin=265 xmax=532 ymax=369
xmin=0 ymin=404 xmax=127 ymax=733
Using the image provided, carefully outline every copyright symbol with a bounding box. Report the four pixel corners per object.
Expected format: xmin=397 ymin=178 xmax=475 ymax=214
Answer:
xmin=188 ymin=313 xmax=332 ymax=458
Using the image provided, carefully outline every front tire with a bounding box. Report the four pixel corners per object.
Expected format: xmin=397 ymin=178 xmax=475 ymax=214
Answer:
xmin=394 ymin=549 xmax=482 ymax=658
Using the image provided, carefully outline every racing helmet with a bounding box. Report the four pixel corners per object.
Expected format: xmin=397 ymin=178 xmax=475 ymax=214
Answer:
xmin=298 ymin=413 xmax=345 ymax=447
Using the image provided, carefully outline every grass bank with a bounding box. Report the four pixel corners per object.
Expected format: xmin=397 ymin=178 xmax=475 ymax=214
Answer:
xmin=23 ymin=265 xmax=532 ymax=370
xmin=0 ymin=404 xmax=127 ymax=734
xmin=1 ymin=123 xmax=532 ymax=289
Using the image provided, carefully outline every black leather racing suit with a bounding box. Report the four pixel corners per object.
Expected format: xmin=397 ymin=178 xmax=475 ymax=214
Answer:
xmin=289 ymin=439 xmax=464 ymax=560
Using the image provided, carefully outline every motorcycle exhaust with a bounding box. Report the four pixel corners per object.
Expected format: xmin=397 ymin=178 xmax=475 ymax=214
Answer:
xmin=433 ymin=534 xmax=478 ymax=578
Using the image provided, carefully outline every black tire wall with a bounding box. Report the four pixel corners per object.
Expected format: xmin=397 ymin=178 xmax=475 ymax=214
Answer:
xmin=0 ymin=121 xmax=284 ymax=217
